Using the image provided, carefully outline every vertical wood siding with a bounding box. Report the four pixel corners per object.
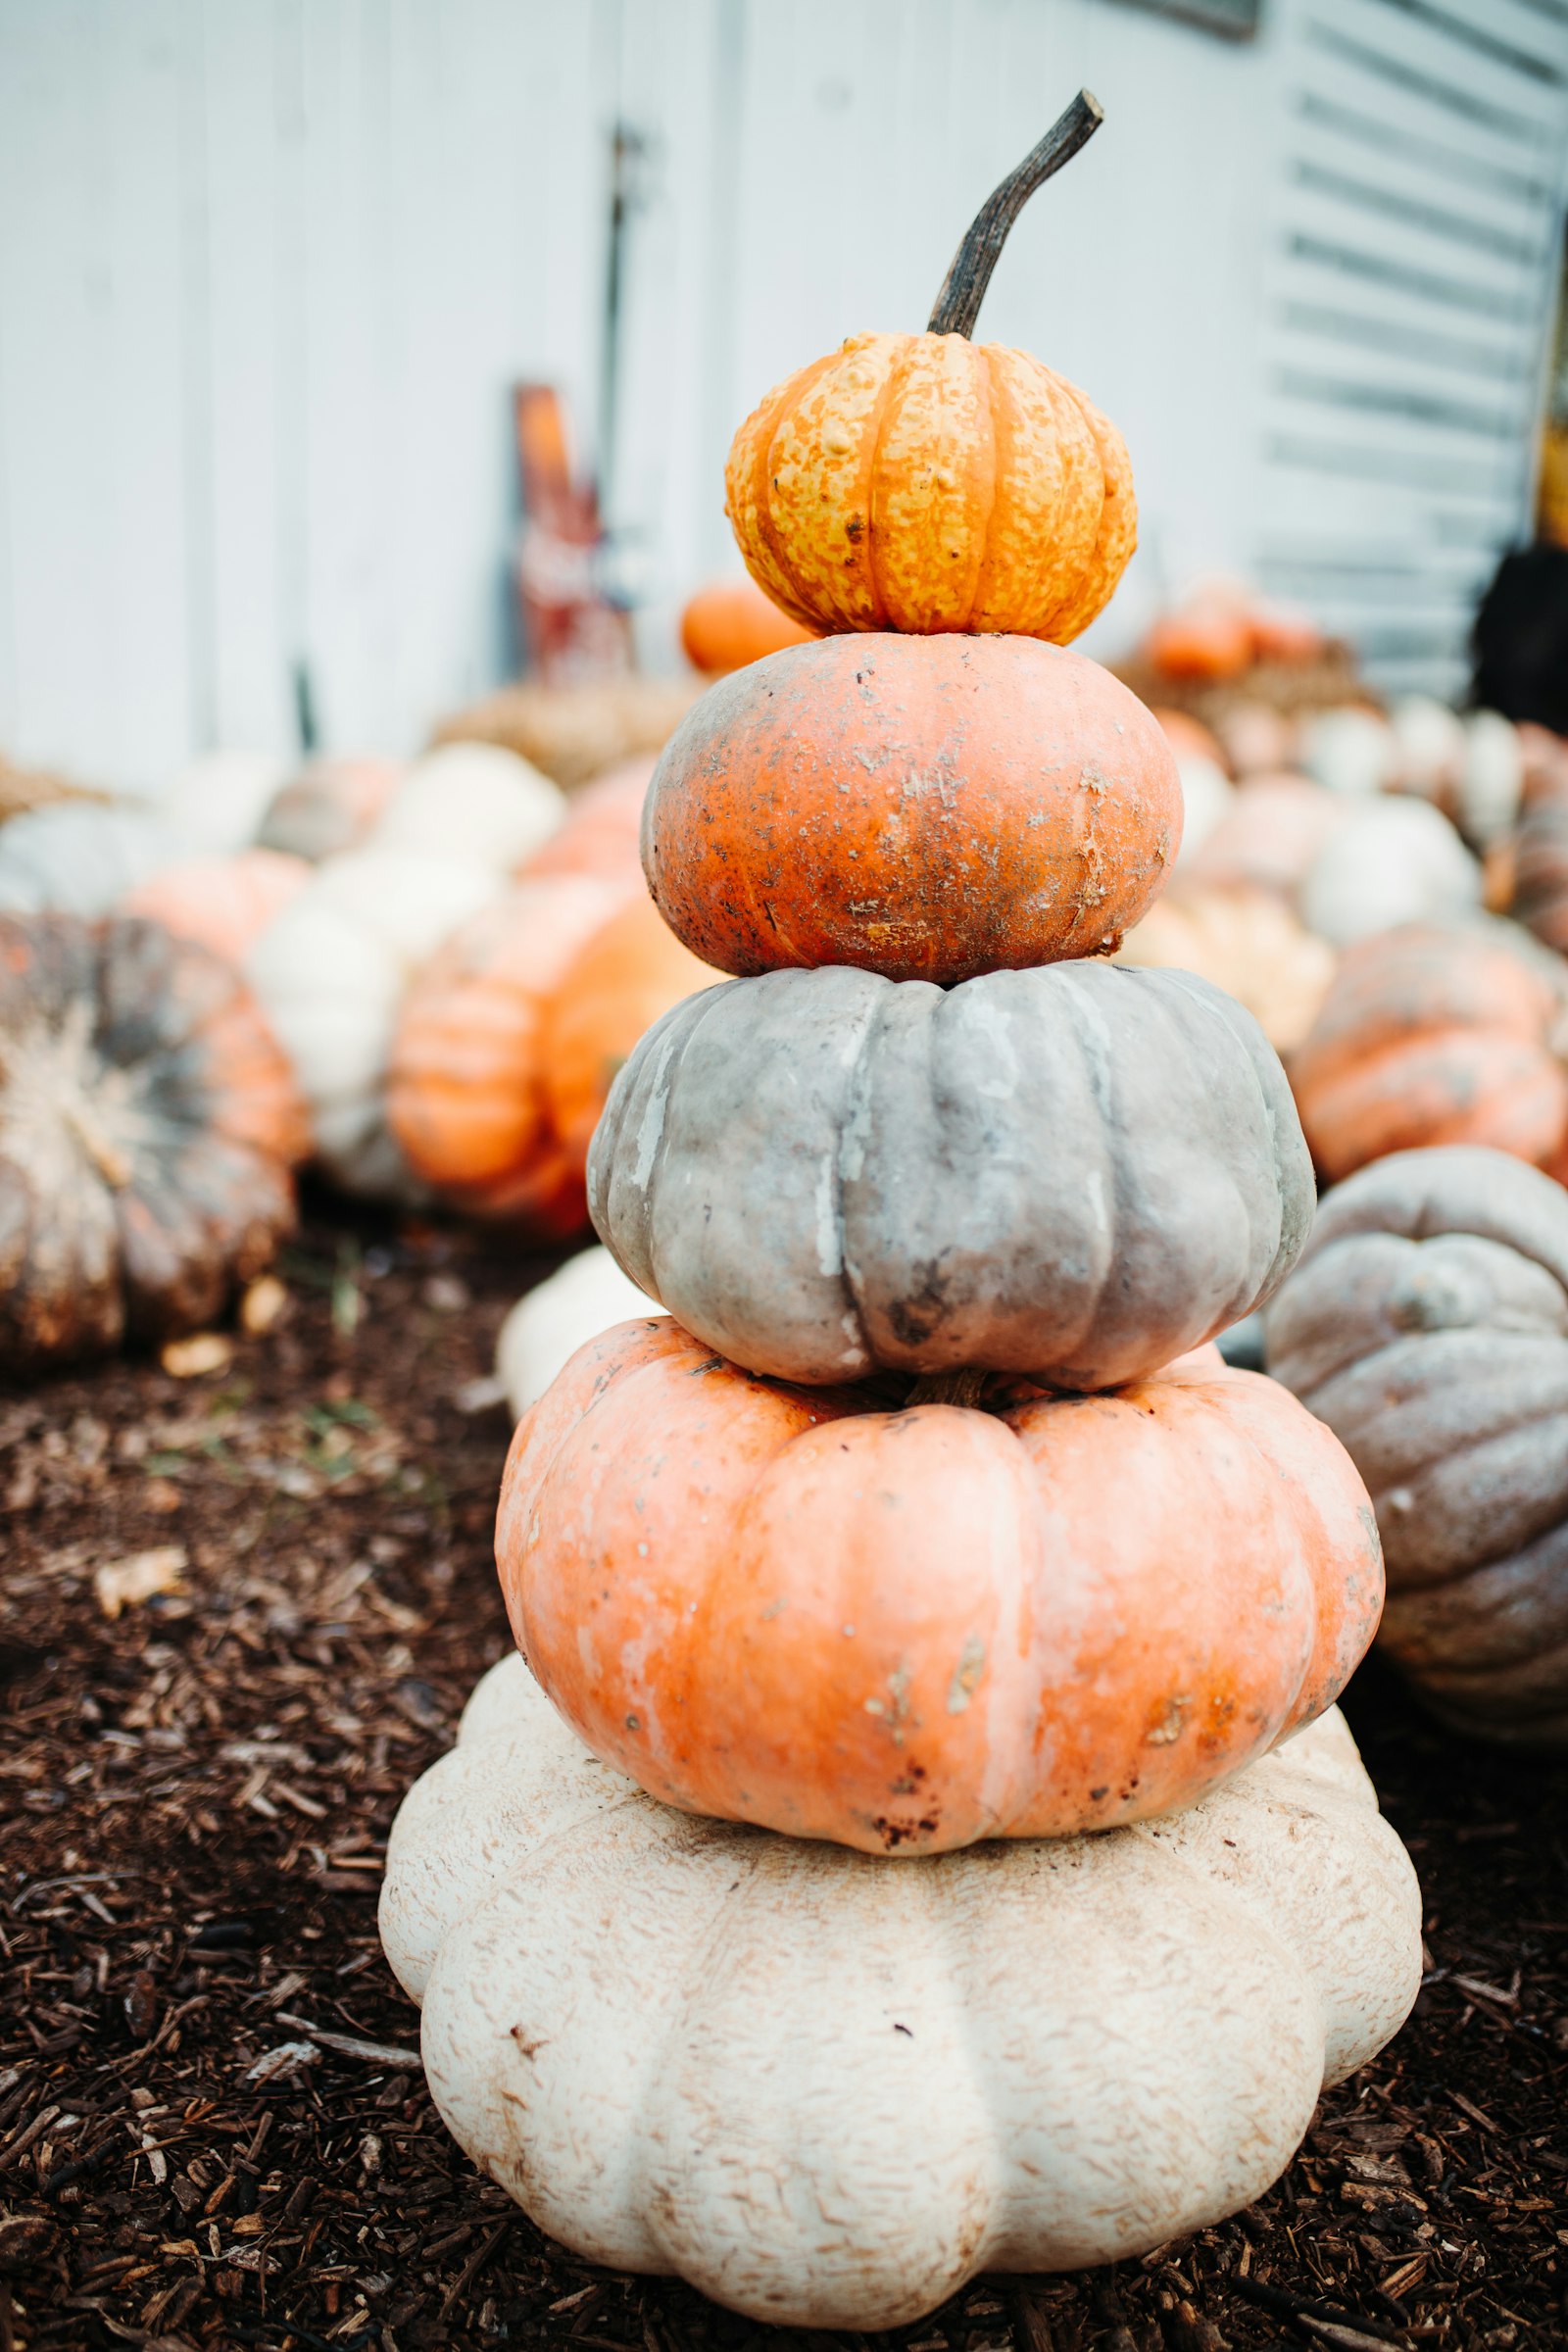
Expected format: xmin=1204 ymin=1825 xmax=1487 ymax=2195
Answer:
xmin=0 ymin=0 xmax=1563 ymax=790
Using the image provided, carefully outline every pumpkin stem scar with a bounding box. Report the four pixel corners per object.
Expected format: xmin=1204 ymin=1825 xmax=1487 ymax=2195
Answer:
xmin=926 ymin=90 xmax=1104 ymax=339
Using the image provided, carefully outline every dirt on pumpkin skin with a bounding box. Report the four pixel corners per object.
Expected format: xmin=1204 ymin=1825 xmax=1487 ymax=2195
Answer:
xmin=1 ymin=1197 xmax=1566 ymax=2352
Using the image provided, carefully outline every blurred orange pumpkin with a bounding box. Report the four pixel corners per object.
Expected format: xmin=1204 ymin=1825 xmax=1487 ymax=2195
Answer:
xmin=679 ymin=580 xmax=813 ymax=675
xmin=517 ymin=758 xmax=653 ymax=886
xmin=1289 ymin=922 xmax=1568 ymax=1184
xmin=387 ymin=880 xmax=718 ymax=1231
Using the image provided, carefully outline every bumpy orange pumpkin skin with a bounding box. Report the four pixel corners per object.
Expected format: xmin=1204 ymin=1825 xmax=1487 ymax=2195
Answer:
xmin=643 ymin=634 xmax=1182 ymax=984
xmin=679 ymin=580 xmax=813 ymax=674
xmin=1289 ymin=923 xmax=1568 ymax=1186
xmin=725 ymin=333 xmax=1134 ymax=644
xmin=496 ymin=1319 xmax=1383 ymax=1858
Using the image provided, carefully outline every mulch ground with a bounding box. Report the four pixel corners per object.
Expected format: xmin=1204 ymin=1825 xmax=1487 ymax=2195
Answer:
xmin=1 ymin=1200 xmax=1565 ymax=2352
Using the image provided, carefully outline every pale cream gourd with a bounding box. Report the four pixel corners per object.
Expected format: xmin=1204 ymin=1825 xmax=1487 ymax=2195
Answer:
xmin=245 ymin=849 xmax=502 ymax=1194
xmin=158 ymin=749 xmax=291 ymax=855
xmin=380 ymin=1656 xmax=1420 ymax=2332
xmin=1300 ymin=797 xmax=1482 ymax=949
xmin=494 ymin=1247 xmax=657 ymax=1419
xmin=374 ymin=743 xmax=565 ymax=871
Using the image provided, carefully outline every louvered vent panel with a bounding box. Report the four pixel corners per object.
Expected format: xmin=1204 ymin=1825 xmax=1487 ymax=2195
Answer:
xmin=1256 ymin=0 xmax=1568 ymax=693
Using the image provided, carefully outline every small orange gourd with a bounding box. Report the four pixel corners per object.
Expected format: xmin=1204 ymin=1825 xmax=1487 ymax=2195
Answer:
xmin=725 ymin=94 xmax=1134 ymax=645
xmin=679 ymin=580 xmax=813 ymax=674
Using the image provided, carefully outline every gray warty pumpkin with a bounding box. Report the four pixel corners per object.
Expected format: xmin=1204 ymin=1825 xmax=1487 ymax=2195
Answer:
xmin=1264 ymin=1144 xmax=1568 ymax=1744
xmin=589 ymin=961 xmax=1313 ymax=1392
xmin=0 ymin=912 xmax=310 ymax=1367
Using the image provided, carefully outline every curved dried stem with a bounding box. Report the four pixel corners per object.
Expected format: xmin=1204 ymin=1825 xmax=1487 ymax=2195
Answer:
xmin=927 ymin=89 xmax=1104 ymax=339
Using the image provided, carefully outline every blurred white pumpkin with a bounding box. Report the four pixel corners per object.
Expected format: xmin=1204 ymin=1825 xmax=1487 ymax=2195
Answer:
xmin=495 ymin=1248 xmax=658 ymax=1420
xmin=246 ymin=849 xmax=502 ymax=1194
xmin=1301 ymin=707 xmax=1398 ymax=798
xmin=1458 ymin=710 xmax=1524 ymax=849
xmin=1300 ymin=797 xmax=1482 ymax=948
xmin=1388 ymin=697 xmax=1465 ymax=809
xmin=375 ymin=744 xmax=565 ymax=872
xmin=0 ymin=803 xmax=190 ymax=916
xmin=159 ymin=749 xmax=291 ymax=856
xmin=1171 ymin=754 xmax=1234 ymax=870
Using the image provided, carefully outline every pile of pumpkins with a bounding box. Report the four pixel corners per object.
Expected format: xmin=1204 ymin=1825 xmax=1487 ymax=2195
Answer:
xmin=380 ymin=103 xmax=1421 ymax=2333
xmin=0 ymin=653 xmax=765 ymax=1362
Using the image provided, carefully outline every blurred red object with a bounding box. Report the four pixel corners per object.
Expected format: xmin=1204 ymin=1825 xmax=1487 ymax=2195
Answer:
xmin=514 ymin=384 xmax=633 ymax=686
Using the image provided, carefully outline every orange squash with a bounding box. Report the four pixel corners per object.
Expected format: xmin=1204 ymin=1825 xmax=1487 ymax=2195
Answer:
xmin=518 ymin=759 xmax=654 ymax=886
xmin=540 ymin=895 xmax=717 ymax=1171
xmin=1151 ymin=708 xmax=1229 ymax=770
xmin=386 ymin=881 xmax=717 ymax=1230
xmin=124 ymin=847 xmax=311 ymax=964
xmin=724 ymin=95 xmax=1133 ymax=644
xmin=1289 ymin=922 xmax=1568 ymax=1184
xmin=679 ymin=580 xmax=813 ymax=674
xmin=643 ymin=633 xmax=1182 ymax=983
xmin=1145 ymin=604 xmax=1254 ymax=685
xmin=496 ymin=1318 xmax=1382 ymax=1856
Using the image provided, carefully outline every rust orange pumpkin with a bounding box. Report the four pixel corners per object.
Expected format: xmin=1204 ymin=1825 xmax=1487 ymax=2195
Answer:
xmin=679 ymin=580 xmax=813 ymax=674
xmin=387 ymin=881 xmax=717 ymax=1230
xmin=497 ymin=1318 xmax=1383 ymax=1856
xmin=643 ymin=633 xmax=1183 ymax=983
xmin=1289 ymin=921 xmax=1568 ymax=1185
xmin=724 ymin=96 xmax=1134 ymax=645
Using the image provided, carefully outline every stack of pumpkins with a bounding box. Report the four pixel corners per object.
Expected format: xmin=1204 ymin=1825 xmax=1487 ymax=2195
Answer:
xmin=380 ymin=104 xmax=1420 ymax=2330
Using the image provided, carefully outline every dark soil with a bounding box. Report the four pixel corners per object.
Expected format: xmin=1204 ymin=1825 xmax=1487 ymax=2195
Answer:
xmin=1 ymin=1202 xmax=1565 ymax=2352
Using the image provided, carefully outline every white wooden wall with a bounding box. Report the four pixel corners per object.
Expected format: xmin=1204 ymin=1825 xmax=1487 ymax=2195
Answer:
xmin=0 ymin=0 xmax=1564 ymax=795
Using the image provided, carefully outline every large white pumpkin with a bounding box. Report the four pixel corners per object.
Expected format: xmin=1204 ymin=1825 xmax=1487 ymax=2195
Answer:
xmin=375 ymin=744 xmax=565 ymax=872
xmin=495 ymin=1248 xmax=657 ymax=1419
xmin=0 ymin=804 xmax=190 ymax=916
xmin=380 ymin=1656 xmax=1420 ymax=2331
xmin=245 ymin=849 xmax=501 ymax=1193
xmin=1300 ymin=795 xmax=1482 ymax=948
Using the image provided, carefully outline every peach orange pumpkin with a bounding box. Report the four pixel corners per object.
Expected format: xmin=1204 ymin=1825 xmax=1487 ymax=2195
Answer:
xmin=1289 ymin=921 xmax=1568 ymax=1184
xmin=724 ymin=95 xmax=1133 ymax=645
xmin=124 ymin=848 xmax=310 ymax=965
xmin=679 ymin=580 xmax=813 ymax=674
xmin=496 ymin=1318 xmax=1383 ymax=1855
xmin=1113 ymin=886 xmax=1335 ymax=1054
xmin=643 ymin=634 xmax=1182 ymax=983
xmin=517 ymin=759 xmax=653 ymax=887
